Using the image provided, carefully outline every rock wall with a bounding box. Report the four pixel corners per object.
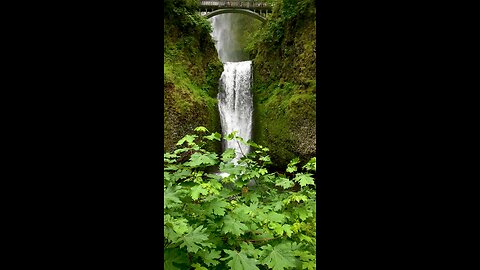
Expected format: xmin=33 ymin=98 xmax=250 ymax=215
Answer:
xmin=249 ymin=0 xmax=316 ymax=168
xmin=164 ymin=0 xmax=223 ymax=153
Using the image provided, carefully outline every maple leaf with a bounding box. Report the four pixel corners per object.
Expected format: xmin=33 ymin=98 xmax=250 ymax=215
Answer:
xmin=275 ymin=177 xmax=294 ymax=189
xmin=302 ymin=260 xmax=316 ymax=270
xmin=294 ymin=173 xmax=315 ymax=187
xmin=178 ymin=225 xmax=211 ymax=253
xmin=302 ymin=157 xmax=316 ymax=171
xmin=171 ymin=169 xmax=191 ymax=182
xmin=244 ymin=192 xmax=261 ymax=204
xmin=194 ymin=126 xmax=209 ymax=133
xmin=185 ymin=152 xmax=218 ymax=167
xmin=205 ymin=198 xmax=229 ymax=216
xmin=222 ymin=249 xmax=260 ymax=270
xmin=176 ymin=134 xmax=197 ymax=146
xmin=240 ymin=242 xmax=262 ymax=258
xmin=164 ymin=186 xmax=182 ymax=209
xmin=282 ymin=224 xmax=293 ymax=237
xmin=261 ymin=243 xmax=298 ymax=270
xmin=225 ymin=131 xmax=238 ymax=140
xmin=266 ymin=212 xmax=286 ymax=224
xmin=199 ymin=249 xmax=221 ymax=266
xmin=296 ymin=206 xmax=313 ymax=221
xmin=221 ymin=148 xmax=237 ymax=162
xmin=222 ymin=215 xmax=249 ymax=236
xmin=271 ymin=200 xmax=284 ymax=211
xmin=190 ymin=184 xmax=209 ymax=200
xmin=245 ymin=202 xmax=259 ymax=217
xmin=246 ymin=140 xmax=260 ymax=148
xmin=269 ymin=222 xmax=284 ymax=236
xmin=286 ymin=158 xmax=300 ymax=173
xmin=204 ymin=132 xmax=222 ymax=141
xmin=164 ymin=217 xmax=190 ymax=237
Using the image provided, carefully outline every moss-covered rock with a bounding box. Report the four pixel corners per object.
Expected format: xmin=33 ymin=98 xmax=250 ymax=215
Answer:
xmin=164 ymin=0 xmax=223 ymax=153
xmin=249 ymin=0 xmax=316 ymax=168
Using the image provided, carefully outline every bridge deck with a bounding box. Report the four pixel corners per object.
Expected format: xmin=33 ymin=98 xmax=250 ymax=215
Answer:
xmin=199 ymin=1 xmax=272 ymax=11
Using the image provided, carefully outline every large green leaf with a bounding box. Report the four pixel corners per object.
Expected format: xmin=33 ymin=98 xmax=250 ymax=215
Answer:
xmin=194 ymin=126 xmax=209 ymax=133
xmin=266 ymin=212 xmax=286 ymax=224
xmin=176 ymin=134 xmax=197 ymax=146
xmin=222 ymin=249 xmax=260 ymax=270
xmin=164 ymin=186 xmax=182 ymax=209
xmin=261 ymin=243 xmax=298 ymax=270
xmin=221 ymin=148 xmax=237 ymax=162
xmin=185 ymin=152 xmax=218 ymax=167
xmin=302 ymin=157 xmax=316 ymax=171
xmin=190 ymin=184 xmax=209 ymax=200
xmin=294 ymin=173 xmax=315 ymax=187
xmin=178 ymin=225 xmax=212 ymax=253
xmin=205 ymin=198 xmax=229 ymax=216
xmin=275 ymin=177 xmax=294 ymax=189
xmin=198 ymin=249 xmax=221 ymax=267
xmin=222 ymin=215 xmax=249 ymax=236
xmin=204 ymin=132 xmax=221 ymax=141
xmin=286 ymin=157 xmax=300 ymax=173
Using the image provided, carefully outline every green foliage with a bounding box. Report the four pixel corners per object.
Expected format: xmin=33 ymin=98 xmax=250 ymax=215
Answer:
xmin=164 ymin=3 xmax=223 ymax=153
xmin=247 ymin=0 xmax=317 ymax=169
xmin=164 ymin=128 xmax=316 ymax=269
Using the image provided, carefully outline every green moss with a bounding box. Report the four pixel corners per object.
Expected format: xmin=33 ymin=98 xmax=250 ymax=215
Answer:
xmin=164 ymin=5 xmax=223 ymax=154
xmin=249 ymin=0 xmax=316 ymax=168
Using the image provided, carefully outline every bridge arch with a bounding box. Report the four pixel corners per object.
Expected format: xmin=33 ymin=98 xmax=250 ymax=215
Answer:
xmin=204 ymin=9 xmax=267 ymax=22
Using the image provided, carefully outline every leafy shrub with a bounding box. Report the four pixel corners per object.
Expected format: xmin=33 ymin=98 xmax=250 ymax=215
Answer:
xmin=164 ymin=127 xmax=316 ymax=269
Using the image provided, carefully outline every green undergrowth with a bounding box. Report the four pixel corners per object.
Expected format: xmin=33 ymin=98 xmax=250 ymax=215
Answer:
xmin=164 ymin=127 xmax=316 ymax=269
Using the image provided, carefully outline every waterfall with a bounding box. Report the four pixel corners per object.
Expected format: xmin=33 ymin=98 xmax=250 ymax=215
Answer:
xmin=209 ymin=14 xmax=254 ymax=164
xmin=209 ymin=14 xmax=249 ymax=63
xmin=217 ymin=61 xmax=253 ymax=163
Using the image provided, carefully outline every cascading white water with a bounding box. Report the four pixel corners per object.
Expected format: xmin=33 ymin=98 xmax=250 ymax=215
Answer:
xmin=209 ymin=14 xmax=254 ymax=164
xmin=217 ymin=61 xmax=253 ymax=162
xmin=210 ymin=14 xmax=249 ymax=63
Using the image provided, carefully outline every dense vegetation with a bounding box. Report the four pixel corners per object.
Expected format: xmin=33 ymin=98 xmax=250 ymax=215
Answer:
xmin=164 ymin=0 xmax=223 ymax=153
xmin=247 ymin=0 xmax=317 ymax=169
xmin=164 ymin=127 xmax=316 ymax=269
xmin=164 ymin=2 xmax=317 ymax=268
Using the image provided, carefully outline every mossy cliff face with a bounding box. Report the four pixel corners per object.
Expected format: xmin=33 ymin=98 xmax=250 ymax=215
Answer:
xmin=248 ymin=0 xmax=316 ymax=168
xmin=164 ymin=0 xmax=223 ymax=153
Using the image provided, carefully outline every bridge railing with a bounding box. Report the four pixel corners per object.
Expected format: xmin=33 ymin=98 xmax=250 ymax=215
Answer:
xmin=199 ymin=1 xmax=271 ymax=10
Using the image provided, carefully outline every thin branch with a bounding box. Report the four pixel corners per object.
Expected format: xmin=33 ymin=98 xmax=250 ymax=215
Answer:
xmin=236 ymin=139 xmax=246 ymax=158
xmin=244 ymin=237 xmax=278 ymax=243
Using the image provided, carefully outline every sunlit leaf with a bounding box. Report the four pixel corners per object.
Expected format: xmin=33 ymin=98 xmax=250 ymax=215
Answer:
xmin=302 ymin=157 xmax=316 ymax=171
xmin=221 ymin=148 xmax=236 ymax=162
xmin=275 ymin=177 xmax=294 ymax=189
xmin=225 ymin=131 xmax=238 ymax=140
xmin=176 ymin=134 xmax=197 ymax=146
xmin=194 ymin=126 xmax=209 ymax=133
xmin=191 ymin=184 xmax=209 ymax=200
xmin=204 ymin=132 xmax=221 ymax=141
xmin=294 ymin=173 xmax=315 ymax=187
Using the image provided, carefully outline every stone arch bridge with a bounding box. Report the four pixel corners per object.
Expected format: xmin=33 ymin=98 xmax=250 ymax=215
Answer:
xmin=199 ymin=1 xmax=272 ymax=22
